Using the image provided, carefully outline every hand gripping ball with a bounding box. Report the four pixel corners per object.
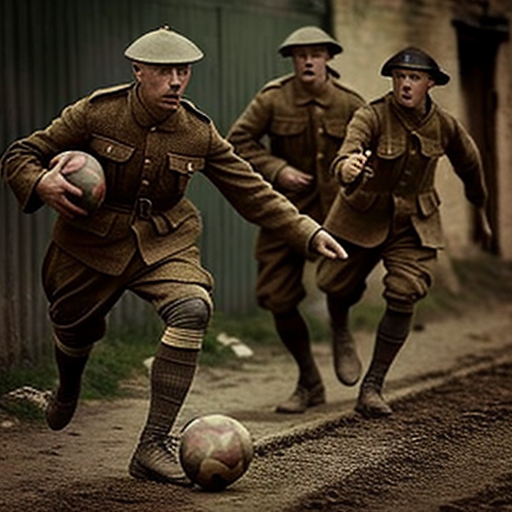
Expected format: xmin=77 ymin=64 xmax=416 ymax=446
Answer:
xmin=53 ymin=150 xmax=106 ymax=213
xmin=179 ymin=414 xmax=254 ymax=491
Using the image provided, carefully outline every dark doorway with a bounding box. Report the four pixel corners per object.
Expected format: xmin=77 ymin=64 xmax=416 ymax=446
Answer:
xmin=454 ymin=10 xmax=509 ymax=254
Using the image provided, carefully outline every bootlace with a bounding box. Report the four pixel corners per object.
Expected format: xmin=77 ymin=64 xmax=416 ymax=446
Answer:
xmin=163 ymin=434 xmax=181 ymax=458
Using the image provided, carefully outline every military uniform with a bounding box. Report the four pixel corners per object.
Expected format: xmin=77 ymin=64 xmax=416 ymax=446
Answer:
xmin=227 ymin=25 xmax=364 ymax=415
xmin=228 ymin=73 xmax=364 ymax=312
xmin=318 ymin=91 xmax=487 ymax=310
xmin=1 ymin=27 xmax=341 ymax=484
xmin=2 ymin=83 xmax=323 ymax=342
xmin=317 ymin=46 xmax=490 ymax=419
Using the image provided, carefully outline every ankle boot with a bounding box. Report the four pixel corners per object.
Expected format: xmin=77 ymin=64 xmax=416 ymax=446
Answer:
xmin=332 ymin=327 xmax=362 ymax=386
xmin=129 ymin=434 xmax=191 ymax=486
xmin=129 ymin=342 xmax=198 ymax=485
xmin=355 ymin=308 xmax=411 ymax=418
xmin=46 ymin=344 xmax=90 ymax=431
xmin=273 ymin=310 xmax=325 ymax=413
xmin=275 ymin=381 xmax=326 ymax=414
xmin=327 ymin=298 xmax=361 ymax=386
xmin=355 ymin=362 xmax=393 ymax=418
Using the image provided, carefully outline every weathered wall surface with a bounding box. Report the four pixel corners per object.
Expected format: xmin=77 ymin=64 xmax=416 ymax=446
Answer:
xmin=331 ymin=0 xmax=512 ymax=259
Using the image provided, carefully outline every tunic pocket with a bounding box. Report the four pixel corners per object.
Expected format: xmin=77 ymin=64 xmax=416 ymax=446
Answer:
xmin=90 ymin=134 xmax=135 ymax=162
xmin=324 ymin=118 xmax=346 ymax=139
xmin=168 ymin=154 xmax=205 ymax=195
xmin=417 ymin=190 xmax=441 ymax=218
xmin=270 ymin=117 xmax=307 ymax=136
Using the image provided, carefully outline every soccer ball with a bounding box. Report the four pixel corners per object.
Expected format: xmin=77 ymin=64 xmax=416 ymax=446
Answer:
xmin=179 ymin=414 xmax=254 ymax=491
xmin=53 ymin=150 xmax=106 ymax=213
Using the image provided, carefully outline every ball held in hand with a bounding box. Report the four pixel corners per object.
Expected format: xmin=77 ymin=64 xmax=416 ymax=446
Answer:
xmin=55 ymin=150 xmax=106 ymax=213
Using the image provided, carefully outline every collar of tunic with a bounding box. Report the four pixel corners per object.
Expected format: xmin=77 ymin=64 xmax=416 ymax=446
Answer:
xmin=292 ymin=75 xmax=338 ymax=108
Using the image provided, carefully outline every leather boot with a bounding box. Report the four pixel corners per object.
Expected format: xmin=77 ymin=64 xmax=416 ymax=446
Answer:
xmin=355 ymin=361 xmax=394 ymax=418
xmin=129 ymin=435 xmax=191 ymax=486
xmin=275 ymin=381 xmax=326 ymax=414
xmin=327 ymin=297 xmax=361 ymax=386
xmin=332 ymin=328 xmax=362 ymax=386
xmin=45 ymin=395 xmax=79 ymax=431
xmin=355 ymin=308 xmax=411 ymax=418
xmin=273 ymin=309 xmax=325 ymax=413
xmin=45 ymin=345 xmax=89 ymax=431
xmin=129 ymin=342 xmax=198 ymax=484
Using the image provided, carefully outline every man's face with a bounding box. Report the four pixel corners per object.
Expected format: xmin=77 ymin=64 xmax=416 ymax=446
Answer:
xmin=133 ymin=62 xmax=192 ymax=114
xmin=290 ymin=45 xmax=331 ymax=89
xmin=391 ymin=68 xmax=435 ymax=109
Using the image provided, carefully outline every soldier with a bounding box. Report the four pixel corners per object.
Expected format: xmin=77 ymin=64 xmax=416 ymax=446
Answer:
xmin=317 ymin=47 xmax=493 ymax=418
xmin=1 ymin=27 xmax=347 ymax=485
xmin=227 ymin=26 xmax=365 ymax=413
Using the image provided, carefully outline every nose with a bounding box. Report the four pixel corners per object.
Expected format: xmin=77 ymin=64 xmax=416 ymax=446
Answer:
xmin=168 ymin=69 xmax=181 ymax=89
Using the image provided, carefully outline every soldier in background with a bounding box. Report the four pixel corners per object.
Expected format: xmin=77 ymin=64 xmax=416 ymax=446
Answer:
xmin=228 ymin=27 xmax=365 ymax=414
xmin=317 ymin=47 xmax=492 ymax=418
xmin=1 ymin=27 xmax=347 ymax=485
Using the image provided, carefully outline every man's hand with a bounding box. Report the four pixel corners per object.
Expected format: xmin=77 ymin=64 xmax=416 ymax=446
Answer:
xmin=340 ymin=150 xmax=371 ymax=184
xmin=276 ymin=165 xmax=314 ymax=193
xmin=310 ymin=229 xmax=348 ymax=259
xmin=36 ymin=153 xmax=88 ymax=218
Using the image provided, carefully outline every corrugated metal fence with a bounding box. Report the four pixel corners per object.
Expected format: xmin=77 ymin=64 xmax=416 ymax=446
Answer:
xmin=0 ymin=0 xmax=329 ymax=369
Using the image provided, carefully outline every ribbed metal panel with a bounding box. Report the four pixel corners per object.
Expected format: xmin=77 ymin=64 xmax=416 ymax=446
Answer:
xmin=0 ymin=0 xmax=328 ymax=369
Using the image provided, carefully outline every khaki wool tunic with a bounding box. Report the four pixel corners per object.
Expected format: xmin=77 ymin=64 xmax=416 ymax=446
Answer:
xmin=228 ymin=73 xmax=364 ymax=311
xmin=318 ymin=92 xmax=488 ymax=309
xmin=2 ymin=83 xmax=322 ymax=296
xmin=324 ymin=92 xmax=487 ymax=248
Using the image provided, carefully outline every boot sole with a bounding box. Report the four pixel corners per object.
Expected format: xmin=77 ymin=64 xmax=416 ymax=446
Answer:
xmin=45 ymin=397 xmax=78 ymax=431
xmin=275 ymin=392 xmax=326 ymax=414
xmin=129 ymin=458 xmax=193 ymax=487
xmin=355 ymin=403 xmax=393 ymax=419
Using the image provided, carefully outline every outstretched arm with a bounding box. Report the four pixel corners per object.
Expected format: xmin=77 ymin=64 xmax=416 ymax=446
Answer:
xmin=310 ymin=229 xmax=348 ymax=259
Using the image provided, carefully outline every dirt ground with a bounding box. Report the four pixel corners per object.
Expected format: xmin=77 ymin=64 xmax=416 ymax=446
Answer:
xmin=1 ymin=300 xmax=512 ymax=512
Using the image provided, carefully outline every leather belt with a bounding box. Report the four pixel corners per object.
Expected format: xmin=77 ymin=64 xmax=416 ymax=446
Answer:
xmin=104 ymin=197 xmax=154 ymax=219
xmin=104 ymin=197 xmax=179 ymax=220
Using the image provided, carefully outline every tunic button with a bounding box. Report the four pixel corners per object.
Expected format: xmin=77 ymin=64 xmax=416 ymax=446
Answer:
xmin=317 ymin=152 xmax=324 ymax=160
xmin=318 ymin=127 xmax=324 ymax=135
xmin=150 ymin=126 xmax=157 ymax=132
xmin=144 ymin=158 xmax=151 ymax=165
xmin=142 ymin=179 xmax=150 ymax=186
xmin=106 ymin=145 xmax=113 ymax=153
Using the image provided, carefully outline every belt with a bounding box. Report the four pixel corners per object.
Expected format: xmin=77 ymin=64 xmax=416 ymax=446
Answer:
xmin=104 ymin=197 xmax=155 ymax=220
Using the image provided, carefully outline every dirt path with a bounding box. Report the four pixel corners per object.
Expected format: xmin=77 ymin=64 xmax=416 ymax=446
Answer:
xmin=1 ymin=302 xmax=512 ymax=512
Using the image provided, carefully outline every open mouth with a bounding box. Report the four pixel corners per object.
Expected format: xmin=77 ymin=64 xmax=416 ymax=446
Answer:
xmin=162 ymin=95 xmax=180 ymax=104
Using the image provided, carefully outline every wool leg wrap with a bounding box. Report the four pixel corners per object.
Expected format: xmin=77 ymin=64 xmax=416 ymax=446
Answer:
xmin=141 ymin=297 xmax=210 ymax=441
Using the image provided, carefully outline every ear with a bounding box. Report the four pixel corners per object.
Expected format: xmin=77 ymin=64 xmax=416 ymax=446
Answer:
xmin=132 ymin=62 xmax=142 ymax=82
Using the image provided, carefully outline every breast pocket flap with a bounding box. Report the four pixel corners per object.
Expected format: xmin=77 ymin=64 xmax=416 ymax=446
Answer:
xmin=90 ymin=134 xmax=135 ymax=162
xmin=168 ymin=154 xmax=205 ymax=175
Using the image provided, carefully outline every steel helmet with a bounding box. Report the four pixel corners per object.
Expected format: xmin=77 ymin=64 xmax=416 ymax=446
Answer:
xmin=124 ymin=26 xmax=204 ymax=64
xmin=380 ymin=47 xmax=450 ymax=85
xmin=278 ymin=26 xmax=343 ymax=57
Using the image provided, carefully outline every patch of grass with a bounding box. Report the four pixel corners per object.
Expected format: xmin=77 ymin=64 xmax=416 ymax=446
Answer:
xmin=80 ymin=332 xmax=158 ymax=400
